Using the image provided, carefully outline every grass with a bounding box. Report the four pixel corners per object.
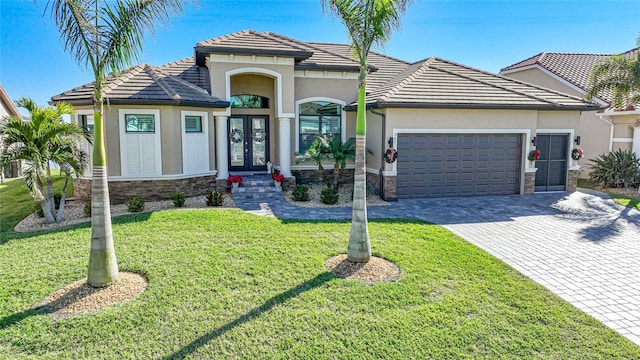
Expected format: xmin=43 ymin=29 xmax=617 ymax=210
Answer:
xmin=577 ymin=178 xmax=640 ymax=210
xmin=1 ymin=209 xmax=640 ymax=358
xmin=0 ymin=172 xmax=72 ymax=236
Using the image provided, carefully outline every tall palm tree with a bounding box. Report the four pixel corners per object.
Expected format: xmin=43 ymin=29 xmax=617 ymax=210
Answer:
xmin=43 ymin=0 xmax=189 ymax=287
xmin=585 ymin=53 xmax=640 ymax=110
xmin=0 ymin=98 xmax=89 ymax=223
xmin=323 ymin=0 xmax=411 ymax=263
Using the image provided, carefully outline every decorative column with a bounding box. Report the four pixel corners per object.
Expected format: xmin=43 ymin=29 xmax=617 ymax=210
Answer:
xmin=278 ymin=117 xmax=292 ymax=177
xmin=215 ymin=115 xmax=229 ymax=179
xmin=633 ymin=126 xmax=640 ymax=158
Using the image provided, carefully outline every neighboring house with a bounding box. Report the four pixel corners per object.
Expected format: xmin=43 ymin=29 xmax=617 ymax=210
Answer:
xmin=500 ymin=48 xmax=640 ymax=177
xmin=0 ymin=83 xmax=22 ymax=180
xmin=52 ymin=30 xmax=599 ymax=202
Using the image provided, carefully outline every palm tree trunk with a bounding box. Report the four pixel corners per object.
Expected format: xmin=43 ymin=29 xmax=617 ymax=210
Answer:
xmin=87 ymin=103 xmax=118 ymax=287
xmin=333 ymin=163 xmax=340 ymax=190
xmin=36 ymin=180 xmax=56 ymax=223
xmin=347 ymin=74 xmax=371 ymax=263
xmin=56 ymin=174 xmax=70 ymax=223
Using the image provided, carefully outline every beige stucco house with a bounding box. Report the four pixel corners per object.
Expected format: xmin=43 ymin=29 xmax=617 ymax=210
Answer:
xmin=500 ymin=49 xmax=640 ymax=177
xmin=0 ymin=83 xmax=22 ymax=179
xmin=52 ymin=30 xmax=599 ymax=202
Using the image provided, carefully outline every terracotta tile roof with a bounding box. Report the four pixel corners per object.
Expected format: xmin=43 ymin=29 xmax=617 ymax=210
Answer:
xmin=51 ymin=63 xmax=226 ymax=108
xmin=500 ymin=49 xmax=640 ymax=104
xmin=365 ymin=57 xmax=600 ymax=111
xmin=306 ymin=42 xmax=410 ymax=92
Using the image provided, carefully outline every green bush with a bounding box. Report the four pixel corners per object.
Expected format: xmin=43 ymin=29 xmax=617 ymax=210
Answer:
xmin=589 ymin=149 xmax=640 ymax=188
xmin=127 ymin=197 xmax=145 ymax=212
xmin=320 ymin=188 xmax=339 ymax=204
xmin=171 ymin=192 xmax=186 ymax=208
xmin=205 ymin=189 xmax=224 ymax=207
xmin=291 ymin=185 xmax=310 ymax=201
xmin=84 ymin=202 xmax=91 ymax=217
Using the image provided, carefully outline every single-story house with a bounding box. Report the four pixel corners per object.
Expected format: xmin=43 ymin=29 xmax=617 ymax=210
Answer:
xmin=500 ymin=48 xmax=640 ymax=177
xmin=0 ymin=83 xmax=23 ymax=180
xmin=52 ymin=30 xmax=600 ymax=202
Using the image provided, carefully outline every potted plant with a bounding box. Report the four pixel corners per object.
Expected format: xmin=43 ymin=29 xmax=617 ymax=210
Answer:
xmin=227 ymin=175 xmax=243 ymax=189
xmin=272 ymin=173 xmax=285 ymax=188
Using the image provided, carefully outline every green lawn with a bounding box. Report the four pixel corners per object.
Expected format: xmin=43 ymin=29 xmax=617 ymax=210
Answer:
xmin=577 ymin=178 xmax=640 ymax=210
xmin=1 ymin=207 xmax=640 ymax=358
xmin=0 ymin=173 xmax=73 ymax=236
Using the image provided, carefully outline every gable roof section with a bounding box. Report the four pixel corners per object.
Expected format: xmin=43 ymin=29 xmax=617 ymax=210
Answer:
xmin=195 ymin=30 xmax=313 ymax=66
xmin=362 ymin=57 xmax=601 ymax=111
xmin=499 ymin=50 xmax=640 ymax=104
xmin=0 ymin=84 xmax=20 ymax=117
xmin=195 ymin=30 xmax=368 ymax=72
xmin=51 ymin=63 xmax=227 ymax=108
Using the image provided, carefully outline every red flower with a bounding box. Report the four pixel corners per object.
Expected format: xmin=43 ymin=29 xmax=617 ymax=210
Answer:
xmin=227 ymin=175 xmax=243 ymax=185
xmin=272 ymin=173 xmax=286 ymax=182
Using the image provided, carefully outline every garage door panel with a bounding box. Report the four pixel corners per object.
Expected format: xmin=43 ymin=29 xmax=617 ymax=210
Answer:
xmin=397 ymin=133 xmax=522 ymax=198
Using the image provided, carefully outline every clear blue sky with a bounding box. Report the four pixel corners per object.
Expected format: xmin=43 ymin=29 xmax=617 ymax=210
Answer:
xmin=1 ymin=0 xmax=640 ymax=110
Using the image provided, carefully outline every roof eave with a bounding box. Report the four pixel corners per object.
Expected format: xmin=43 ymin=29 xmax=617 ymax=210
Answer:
xmin=195 ymin=46 xmax=313 ymax=66
xmin=51 ymin=97 xmax=230 ymax=109
xmin=348 ymin=101 xmax=603 ymax=112
xmin=294 ymin=64 xmax=363 ymax=73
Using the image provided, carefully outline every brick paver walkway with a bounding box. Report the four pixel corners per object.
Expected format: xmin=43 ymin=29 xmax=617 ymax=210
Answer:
xmin=235 ymin=189 xmax=640 ymax=345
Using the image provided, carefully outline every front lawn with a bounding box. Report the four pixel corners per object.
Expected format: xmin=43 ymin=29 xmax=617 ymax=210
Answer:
xmin=1 ymin=209 xmax=638 ymax=358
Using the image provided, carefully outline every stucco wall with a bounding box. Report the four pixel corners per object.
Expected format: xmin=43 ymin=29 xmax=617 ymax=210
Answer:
xmin=294 ymin=77 xmax=358 ymax=103
xmin=503 ymin=68 xmax=609 ymax=176
xmin=208 ymin=59 xmax=295 ymax=115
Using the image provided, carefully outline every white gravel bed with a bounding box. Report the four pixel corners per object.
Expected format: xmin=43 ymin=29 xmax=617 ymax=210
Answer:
xmin=14 ymin=194 xmax=236 ymax=233
xmin=283 ymin=183 xmax=389 ymax=208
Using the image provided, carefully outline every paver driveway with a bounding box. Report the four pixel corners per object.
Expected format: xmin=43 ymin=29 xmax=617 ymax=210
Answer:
xmin=237 ymin=189 xmax=640 ymax=345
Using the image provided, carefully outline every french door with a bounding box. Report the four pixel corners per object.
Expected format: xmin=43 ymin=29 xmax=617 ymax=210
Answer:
xmin=535 ymin=134 xmax=568 ymax=192
xmin=228 ymin=116 xmax=269 ymax=171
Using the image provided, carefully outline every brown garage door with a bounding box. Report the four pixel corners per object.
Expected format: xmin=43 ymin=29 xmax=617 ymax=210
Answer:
xmin=397 ymin=133 xmax=522 ymax=199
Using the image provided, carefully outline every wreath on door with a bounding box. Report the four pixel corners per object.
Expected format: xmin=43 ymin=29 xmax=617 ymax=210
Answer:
xmin=384 ymin=147 xmax=398 ymax=163
xmin=230 ymin=129 xmax=243 ymax=143
xmin=571 ymin=148 xmax=584 ymax=160
xmin=252 ymin=128 xmax=266 ymax=143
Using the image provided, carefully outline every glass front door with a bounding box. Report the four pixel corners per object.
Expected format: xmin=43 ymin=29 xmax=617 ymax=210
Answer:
xmin=228 ymin=116 xmax=269 ymax=171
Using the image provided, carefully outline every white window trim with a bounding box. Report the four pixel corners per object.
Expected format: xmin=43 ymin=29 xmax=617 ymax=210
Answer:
xmin=119 ymin=109 xmax=162 ymax=178
xmin=181 ymin=110 xmax=209 ymax=175
xmin=294 ymin=97 xmax=347 ymax=152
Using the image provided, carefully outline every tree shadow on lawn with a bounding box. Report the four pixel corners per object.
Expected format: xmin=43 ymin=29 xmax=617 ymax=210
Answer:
xmin=0 ymin=281 xmax=102 ymax=329
xmin=163 ymin=272 xmax=337 ymax=360
xmin=0 ymin=211 xmax=154 ymax=245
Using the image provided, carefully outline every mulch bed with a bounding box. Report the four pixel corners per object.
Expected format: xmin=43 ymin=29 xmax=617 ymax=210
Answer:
xmin=325 ymin=254 xmax=401 ymax=285
xmin=37 ymin=272 xmax=148 ymax=319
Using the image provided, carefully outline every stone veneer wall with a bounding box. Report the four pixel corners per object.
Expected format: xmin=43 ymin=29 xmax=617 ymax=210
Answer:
xmin=566 ymin=169 xmax=579 ymax=192
xmin=74 ymin=176 xmax=218 ymax=204
xmin=292 ymin=169 xmax=355 ymax=187
xmin=523 ymin=172 xmax=535 ymax=195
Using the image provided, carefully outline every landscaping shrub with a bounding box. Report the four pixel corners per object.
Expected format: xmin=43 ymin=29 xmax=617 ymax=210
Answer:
xmin=291 ymin=185 xmax=310 ymax=201
xmin=205 ymin=189 xmax=224 ymax=207
xmin=171 ymin=192 xmax=186 ymax=208
xmin=84 ymin=202 xmax=91 ymax=217
xmin=589 ymin=149 xmax=640 ymax=188
xmin=320 ymin=188 xmax=339 ymax=204
xmin=127 ymin=197 xmax=145 ymax=212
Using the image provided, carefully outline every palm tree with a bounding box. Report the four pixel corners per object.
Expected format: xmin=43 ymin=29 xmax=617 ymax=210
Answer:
xmin=585 ymin=53 xmax=640 ymax=110
xmin=0 ymin=98 xmax=89 ymax=223
xmin=323 ymin=0 xmax=411 ymax=263
xmin=43 ymin=0 xmax=189 ymax=287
